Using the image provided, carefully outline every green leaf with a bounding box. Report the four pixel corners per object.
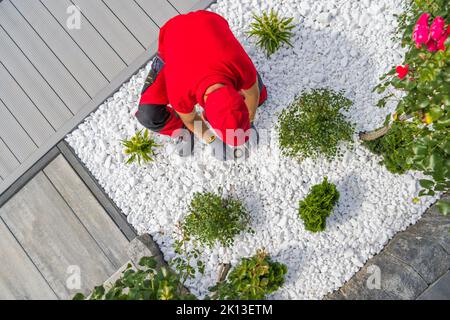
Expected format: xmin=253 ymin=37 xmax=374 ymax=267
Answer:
xmin=72 ymin=293 xmax=86 ymax=300
xmin=139 ymin=257 xmax=157 ymax=268
xmin=419 ymin=179 xmax=435 ymax=190
xmin=437 ymin=200 xmax=450 ymax=216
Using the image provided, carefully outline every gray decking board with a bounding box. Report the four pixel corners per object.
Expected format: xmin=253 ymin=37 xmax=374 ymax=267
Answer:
xmin=134 ymin=0 xmax=179 ymax=27
xmin=0 ymin=42 xmax=157 ymax=196
xmin=0 ymin=99 xmax=37 ymax=163
xmin=169 ymin=0 xmax=204 ymax=13
xmin=102 ymin=0 xmax=160 ymax=48
xmin=57 ymin=141 xmax=137 ymax=241
xmin=43 ymin=155 xmax=130 ymax=268
xmin=71 ymin=0 xmax=145 ymax=65
xmin=0 ymin=1 xmax=90 ymax=113
xmin=0 ymin=220 xmax=57 ymax=300
xmin=0 ymin=138 xmax=20 ymax=179
xmin=0 ymin=171 xmax=118 ymax=299
xmin=41 ymin=0 xmax=127 ymax=82
xmin=11 ymin=0 xmax=108 ymax=98
xmin=0 ymin=28 xmax=73 ymax=129
xmin=0 ymin=64 xmax=55 ymax=144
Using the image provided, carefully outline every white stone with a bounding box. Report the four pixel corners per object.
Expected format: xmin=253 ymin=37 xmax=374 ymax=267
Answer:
xmin=317 ymin=12 xmax=332 ymax=25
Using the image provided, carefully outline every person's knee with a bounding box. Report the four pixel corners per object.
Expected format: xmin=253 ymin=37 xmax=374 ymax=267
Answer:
xmin=135 ymin=104 xmax=170 ymax=132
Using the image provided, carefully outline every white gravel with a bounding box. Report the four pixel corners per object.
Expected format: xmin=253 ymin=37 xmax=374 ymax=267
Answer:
xmin=66 ymin=0 xmax=439 ymax=299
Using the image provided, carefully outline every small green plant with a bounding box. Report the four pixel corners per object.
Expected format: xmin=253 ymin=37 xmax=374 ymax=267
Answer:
xmin=171 ymin=224 xmax=205 ymax=285
xmin=278 ymin=89 xmax=354 ymax=161
xmin=73 ymin=257 xmax=195 ymax=300
xmin=299 ymin=177 xmax=340 ymax=232
xmin=182 ymin=190 xmax=252 ymax=248
xmin=209 ymin=249 xmax=287 ymax=300
xmin=247 ymin=9 xmax=295 ymax=57
xmin=121 ymin=129 xmax=159 ymax=165
xmin=363 ymin=121 xmax=422 ymax=174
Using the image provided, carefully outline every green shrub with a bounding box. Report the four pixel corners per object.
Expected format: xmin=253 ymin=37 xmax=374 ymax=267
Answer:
xmin=182 ymin=191 xmax=252 ymax=248
xmin=363 ymin=121 xmax=421 ymax=174
xmin=247 ymin=9 xmax=295 ymax=57
xmin=372 ymin=0 xmax=449 ymax=213
xmin=278 ymin=89 xmax=354 ymax=161
xmin=73 ymin=257 xmax=194 ymax=300
xmin=121 ymin=129 xmax=159 ymax=165
xmin=209 ymin=249 xmax=287 ymax=300
xmin=299 ymin=177 xmax=340 ymax=232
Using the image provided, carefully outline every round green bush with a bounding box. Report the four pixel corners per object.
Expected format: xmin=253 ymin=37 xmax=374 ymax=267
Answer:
xmin=299 ymin=177 xmax=340 ymax=232
xmin=182 ymin=191 xmax=252 ymax=248
xmin=278 ymin=89 xmax=354 ymax=161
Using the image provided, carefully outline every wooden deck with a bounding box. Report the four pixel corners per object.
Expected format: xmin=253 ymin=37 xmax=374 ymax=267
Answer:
xmin=0 ymin=154 xmax=130 ymax=299
xmin=0 ymin=0 xmax=214 ymax=195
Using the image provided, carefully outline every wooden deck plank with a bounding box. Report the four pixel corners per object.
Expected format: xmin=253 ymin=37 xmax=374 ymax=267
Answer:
xmin=102 ymin=0 xmax=160 ymax=48
xmin=0 ymin=172 xmax=117 ymax=299
xmin=0 ymin=64 xmax=54 ymax=145
xmin=0 ymin=28 xmax=72 ymax=130
xmin=41 ymin=0 xmax=126 ymax=82
xmin=0 ymin=138 xmax=20 ymax=179
xmin=169 ymin=0 xmax=200 ymax=13
xmin=12 ymin=0 xmax=108 ymax=98
xmin=0 ymin=100 xmax=37 ymax=163
xmin=71 ymin=0 xmax=145 ymax=65
xmin=0 ymin=43 xmax=157 ymax=196
xmin=0 ymin=1 xmax=90 ymax=113
xmin=44 ymin=155 xmax=130 ymax=268
xmin=134 ymin=0 xmax=179 ymax=27
xmin=0 ymin=220 xmax=57 ymax=300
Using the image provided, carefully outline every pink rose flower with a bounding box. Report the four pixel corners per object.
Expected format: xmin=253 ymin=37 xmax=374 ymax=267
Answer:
xmin=426 ymin=39 xmax=438 ymax=52
xmin=413 ymin=13 xmax=431 ymax=48
xmin=430 ymin=16 xmax=445 ymax=41
xmin=437 ymin=32 xmax=448 ymax=51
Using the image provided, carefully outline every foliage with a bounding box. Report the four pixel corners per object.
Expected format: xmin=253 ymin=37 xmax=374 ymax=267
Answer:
xmin=247 ymin=9 xmax=295 ymax=57
xmin=182 ymin=191 xmax=252 ymax=248
xmin=171 ymin=224 xmax=205 ymax=285
xmin=209 ymin=249 xmax=287 ymax=300
xmin=372 ymin=0 xmax=449 ymax=212
xmin=121 ymin=129 xmax=160 ymax=165
xmin=394 ymin=0 xmax=449 ymax=45
xmin=278 ymin=89 xmax=354 ymax=161
xmin=364 ymin=121 xmax=422 ymax=174
xmin=73 ymin=257 xmax=195 ymax=300
xmin=299 ymin=177 xmax=340 ymax=232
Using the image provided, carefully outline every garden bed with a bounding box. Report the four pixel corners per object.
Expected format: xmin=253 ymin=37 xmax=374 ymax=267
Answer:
xmin=66 ymin=0 xmax=440 ymax=299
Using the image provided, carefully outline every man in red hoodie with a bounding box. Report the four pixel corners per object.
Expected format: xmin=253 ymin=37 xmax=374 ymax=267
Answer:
xmin=136 ymin=10 xmax=267 ymax=160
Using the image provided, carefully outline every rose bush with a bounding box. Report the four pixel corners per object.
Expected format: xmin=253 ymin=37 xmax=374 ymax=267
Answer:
xmin=372 ymin=0 xmax=449 ymax=214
